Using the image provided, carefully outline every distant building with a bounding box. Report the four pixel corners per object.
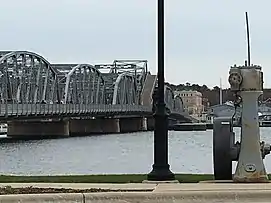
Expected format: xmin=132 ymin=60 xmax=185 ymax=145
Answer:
xmin=175 ymin=90 xmax=203 ymax=117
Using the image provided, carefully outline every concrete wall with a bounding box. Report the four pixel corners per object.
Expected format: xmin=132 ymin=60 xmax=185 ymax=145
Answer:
xmin=119 ymin=117 xmax=147 ymax=133
xmin=69 ymin=117 xmax=148 ymax=135
xmin=7 ymin=117 xmax=150 ymax=138
xmin=7 ymin=120 xmax=69 ymax=138
xmin=69 ymin=119 xmax=120 ymax=136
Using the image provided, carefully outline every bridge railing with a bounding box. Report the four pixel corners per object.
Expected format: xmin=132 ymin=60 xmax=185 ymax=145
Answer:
xmin=0 ymin=103 xmax=153 ymax=118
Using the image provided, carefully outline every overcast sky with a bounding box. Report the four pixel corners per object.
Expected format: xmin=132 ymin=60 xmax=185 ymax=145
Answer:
xmin=0 ymin=0 xmax=270 ymax=88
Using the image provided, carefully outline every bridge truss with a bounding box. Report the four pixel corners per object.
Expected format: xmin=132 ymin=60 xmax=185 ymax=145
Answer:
xmin=0 ymin=51 xmax=187 ymax=120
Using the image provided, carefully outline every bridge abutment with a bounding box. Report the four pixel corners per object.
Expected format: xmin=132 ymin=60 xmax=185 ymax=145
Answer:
xmin=7 ymin=120 xmax=69 ymax=138
xmin=69 ymin=118 xmax=120 ymax=136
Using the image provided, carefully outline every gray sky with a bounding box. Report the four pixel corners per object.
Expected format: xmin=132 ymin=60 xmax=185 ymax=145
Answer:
xmin=0 ymin=0 xmax=270 ymax=88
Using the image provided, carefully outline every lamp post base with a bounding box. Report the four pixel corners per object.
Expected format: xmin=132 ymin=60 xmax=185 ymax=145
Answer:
xmin=147 ymin=164 xmax=175 ymax=181
xmin=142 ymin=180 xmax=179 ymax=184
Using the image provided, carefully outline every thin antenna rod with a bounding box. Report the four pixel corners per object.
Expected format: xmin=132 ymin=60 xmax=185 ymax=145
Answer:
xmin=245 ymin=12 xmax=251 ymax=66
xmin=219 ymin=78 xmax=223 ymax=105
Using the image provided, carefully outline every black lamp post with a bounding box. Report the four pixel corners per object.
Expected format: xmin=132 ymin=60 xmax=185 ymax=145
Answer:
xmin=147 ymin=0 xmax=175 ymax=181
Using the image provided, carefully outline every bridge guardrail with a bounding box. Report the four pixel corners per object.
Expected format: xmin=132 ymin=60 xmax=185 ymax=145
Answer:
xmin=0 ymin=103 xmax=153 ymax=118
xmin=0 ymin=103 xmax=191 ymax=121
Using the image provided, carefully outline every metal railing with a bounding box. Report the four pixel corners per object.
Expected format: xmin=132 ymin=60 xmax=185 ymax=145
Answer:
xmin=0 ymin=103 xmax=152 ymax=118
xmin=0 ymin=102 xmax=189 ymax=121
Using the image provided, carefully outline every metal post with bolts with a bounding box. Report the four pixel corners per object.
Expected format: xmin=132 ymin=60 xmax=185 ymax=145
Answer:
xmin=213 ymin=12 xmax=271 ymax=182
xmin=230 ymin=12 xmax=269 ymax=183
xmin=229 ymin=64 xmax=268 ymax=183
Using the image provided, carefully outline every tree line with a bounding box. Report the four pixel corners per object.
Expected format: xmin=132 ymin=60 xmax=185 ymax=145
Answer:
xmin=166 ymin=82 xmax=271 ymax=106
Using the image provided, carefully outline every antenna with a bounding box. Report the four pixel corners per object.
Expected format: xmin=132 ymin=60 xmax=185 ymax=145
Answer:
xmin=219 ymin=78 xmax=223 ymax=105
xmin=245 ymin=12 xmax=251 ymax=66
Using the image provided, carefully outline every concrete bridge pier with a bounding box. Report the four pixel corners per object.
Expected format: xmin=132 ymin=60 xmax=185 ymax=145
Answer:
xmin=119 ymin=117 xmax=148 ymax=133
xmin=147 ymin=117 xmax=155 ymax=131
xmin=7 ymin=120 xmax=69 ymax=138
xmin=69 ymin=118 xmax=120 ymax=136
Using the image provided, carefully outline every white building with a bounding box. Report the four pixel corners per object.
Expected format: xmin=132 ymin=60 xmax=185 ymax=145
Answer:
xmin=175 ymin=90 xmax=203 ymax=117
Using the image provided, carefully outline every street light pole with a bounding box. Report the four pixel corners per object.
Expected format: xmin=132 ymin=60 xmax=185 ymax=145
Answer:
xmin=147 ymin=0 xmax=175 ymax=181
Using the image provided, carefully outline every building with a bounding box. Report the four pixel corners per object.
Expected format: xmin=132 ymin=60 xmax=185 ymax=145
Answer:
xmin=175 ymin=90 xmax=203 ymax=117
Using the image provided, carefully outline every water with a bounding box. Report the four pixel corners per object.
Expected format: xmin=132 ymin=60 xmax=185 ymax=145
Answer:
xmin=1 ymin=128 xmax=271 ymax=175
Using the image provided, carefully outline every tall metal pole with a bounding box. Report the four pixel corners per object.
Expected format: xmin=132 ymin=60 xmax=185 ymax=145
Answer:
xmin=147 ymin=0 xmax=175 ymax=181
xmin=245 ymin=12 xmax=251 ymax=66
xmin=219 ymin=78 xmax=223 ymax=105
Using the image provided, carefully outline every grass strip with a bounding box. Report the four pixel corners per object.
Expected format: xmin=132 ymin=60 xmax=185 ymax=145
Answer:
xmin=0 ymin=174 xmax=214 ymax=183
xmin=0 ymin=186 xmax=152 ymax=195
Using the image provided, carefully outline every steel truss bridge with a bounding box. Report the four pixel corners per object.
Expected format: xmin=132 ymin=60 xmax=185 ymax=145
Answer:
xmin=0 ymin=50 xmax=192 ymax=122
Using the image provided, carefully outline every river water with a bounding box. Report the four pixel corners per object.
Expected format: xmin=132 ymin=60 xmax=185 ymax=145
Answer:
xmin=1 ymin=128 xmax=271 ymax=175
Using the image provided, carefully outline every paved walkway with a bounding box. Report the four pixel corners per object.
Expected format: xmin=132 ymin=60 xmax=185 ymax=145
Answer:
xmin=0 ymin=182 xmax=157 ymax=191
xmin=1 ymin=182 xmax=271 ymax=202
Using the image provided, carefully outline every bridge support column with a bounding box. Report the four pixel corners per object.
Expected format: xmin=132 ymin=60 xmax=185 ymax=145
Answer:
xmin=119 ymin=117 xmax=147 ymax=133
xmin=69 ymin=118 xmax=120 ymax=136
xmin=147 ymin=117 xmax=155 ymax=131
xmin=7 ymin=120 xmax=69 ymax=138
xmin=142 ymin=117 xmax=148 ymax=131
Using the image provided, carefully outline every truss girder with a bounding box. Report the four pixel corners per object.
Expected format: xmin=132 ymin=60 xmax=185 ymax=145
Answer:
xmin=95 ymin=60 xmax=148 ymax=101
xmin=164 ymin=86 xmax=174 ymax=111
xmin=0 ymin=51 xmax=58 ymax=104
xmin=112 ymin=72 xmax=138 ymax=105
xmin=63 ymin=64 xmax=105 ymax=105
xmin=173 ymin=95 xmax=184 ymax=113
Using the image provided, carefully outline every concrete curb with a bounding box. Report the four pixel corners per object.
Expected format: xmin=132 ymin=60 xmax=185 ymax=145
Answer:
xmin=83 ymin=191 xmax=271 ymax=202
xmin=0 ymin=183 xmax=157 ymax=191
xmin=1 ymin=190 xmax=271 ymax=202
xmin=0 ymin=193 xmax=83 ymax=202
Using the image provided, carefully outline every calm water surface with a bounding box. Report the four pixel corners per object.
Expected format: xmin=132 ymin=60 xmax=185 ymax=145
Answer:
xmin=1 ymin=128 xmax=271 ymax=175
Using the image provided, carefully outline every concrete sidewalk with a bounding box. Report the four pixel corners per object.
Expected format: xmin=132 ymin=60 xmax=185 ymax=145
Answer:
xmin=1 ymin=182 xmax=271 ymax=202
xmin=2 ymin=182 xmax=271 ymax=192
xmin=0 ymin=182 xmax=157 ymax=191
